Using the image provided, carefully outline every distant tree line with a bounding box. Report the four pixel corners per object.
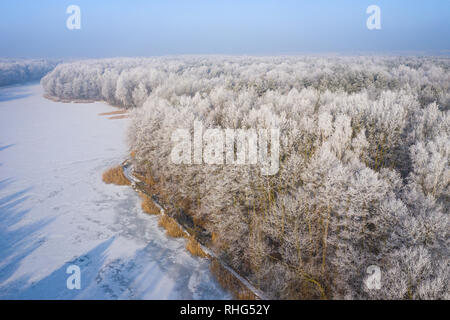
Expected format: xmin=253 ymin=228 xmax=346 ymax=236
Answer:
xmin=0 ymin=59 xmax=59 ymax=87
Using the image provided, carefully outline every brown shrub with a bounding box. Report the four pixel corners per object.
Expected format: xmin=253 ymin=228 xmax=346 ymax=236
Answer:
xmin=98 ymin=110 xmax=127 ymax=116
xmin=108 ymin=115 xmax=129 ymax=120
xmin=211 ymin=232 xmax=220 ymax=246
xmin=158 ymin=215 xmax=185 ymax=238
xmin=186 ymin=236 xmax=208 ymax=258
xmin=139 ymin=192 xmax=160 ymax=215
xmin=134 ymin=171 xmax=157 ymax=188
xmin=102 ymin=166 xmax=130 ymax=186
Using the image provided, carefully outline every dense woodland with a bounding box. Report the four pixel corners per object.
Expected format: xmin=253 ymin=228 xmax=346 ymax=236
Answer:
xmin=42 ymin=56 xmax=449 ymax=299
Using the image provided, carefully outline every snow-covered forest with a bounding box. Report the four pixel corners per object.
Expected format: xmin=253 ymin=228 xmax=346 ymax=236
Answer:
xmin=0 ymin=59 xmax=58 ymax=87
xmin=42 ymin=56 xmax=449 ymax=299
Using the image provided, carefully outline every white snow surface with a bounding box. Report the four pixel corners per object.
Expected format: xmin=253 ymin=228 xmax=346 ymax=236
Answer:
xmin=0 ymin=83 xmax=231 ymax=299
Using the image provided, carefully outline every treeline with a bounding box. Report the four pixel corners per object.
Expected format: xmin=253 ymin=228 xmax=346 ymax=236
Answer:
xmin=0 ymin=59 xmax=59 ymax=87
xmin=44 ymin=56 xmax=449 ymax=299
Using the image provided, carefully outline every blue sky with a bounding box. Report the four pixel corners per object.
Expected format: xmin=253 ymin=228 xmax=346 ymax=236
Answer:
xmin=0 ymin=0 xmax=449 ymax=58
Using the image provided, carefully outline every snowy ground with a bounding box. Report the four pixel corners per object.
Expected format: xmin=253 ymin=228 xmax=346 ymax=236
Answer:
xmin=0 ymin=83 xmax=231 ymax=299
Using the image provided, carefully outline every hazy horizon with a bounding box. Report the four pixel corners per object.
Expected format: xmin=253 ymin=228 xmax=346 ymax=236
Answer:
xmin=0 ymin=0 xmax=449 ymax=59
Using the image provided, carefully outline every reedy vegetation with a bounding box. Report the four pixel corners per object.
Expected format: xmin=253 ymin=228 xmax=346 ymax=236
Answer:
xmin=42 ymin=56 xmax=449 ymax=299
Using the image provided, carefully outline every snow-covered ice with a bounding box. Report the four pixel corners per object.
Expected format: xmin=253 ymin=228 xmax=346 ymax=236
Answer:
xmin=0 ymin=83 xmax=231 ymax=299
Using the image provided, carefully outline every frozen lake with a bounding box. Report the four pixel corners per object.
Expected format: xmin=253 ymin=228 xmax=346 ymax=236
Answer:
xmin=0 ymin=83 xmax=230 ymax=299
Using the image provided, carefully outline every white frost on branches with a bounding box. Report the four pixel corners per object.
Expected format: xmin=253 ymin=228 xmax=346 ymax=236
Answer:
xmin=42 ymin=56 xmax=449 ymax=299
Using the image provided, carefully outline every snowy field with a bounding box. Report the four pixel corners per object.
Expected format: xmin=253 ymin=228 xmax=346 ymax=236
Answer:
xmin=0 ymin=83 xmax=230 ymax=299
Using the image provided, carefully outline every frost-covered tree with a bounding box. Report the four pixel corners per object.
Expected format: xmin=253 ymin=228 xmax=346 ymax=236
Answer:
xmin=43 ymin=55 xmax=450 ymax=300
